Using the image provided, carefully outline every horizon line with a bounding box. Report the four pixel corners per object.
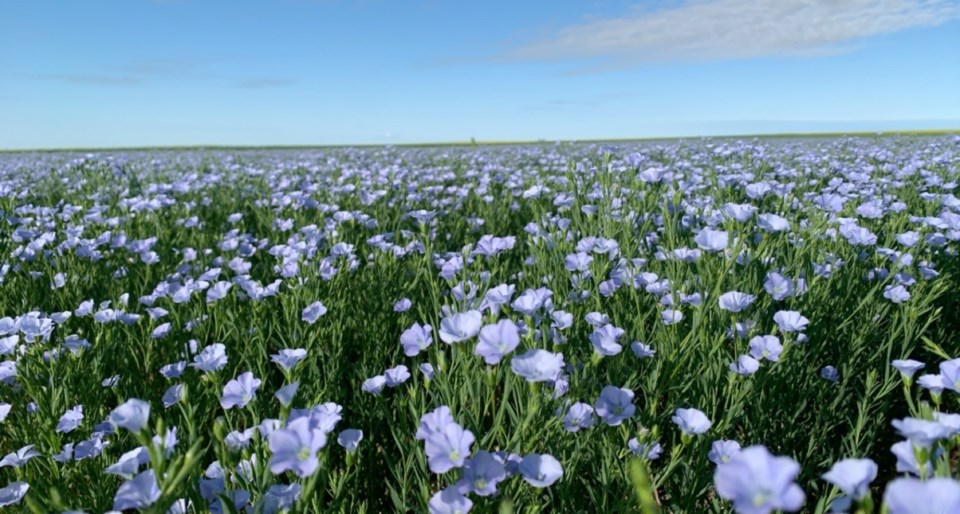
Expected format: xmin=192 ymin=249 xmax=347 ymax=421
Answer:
xmin=2 ymin=128 xmax=959 ymax=154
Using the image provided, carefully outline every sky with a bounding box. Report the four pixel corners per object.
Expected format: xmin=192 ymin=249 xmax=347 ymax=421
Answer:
xmin=1 ymin=0 xmax=959 ymax=149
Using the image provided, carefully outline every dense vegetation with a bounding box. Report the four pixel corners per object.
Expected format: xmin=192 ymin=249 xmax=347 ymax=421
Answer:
xmin=0 ymin=136 xmax=959 ymax=513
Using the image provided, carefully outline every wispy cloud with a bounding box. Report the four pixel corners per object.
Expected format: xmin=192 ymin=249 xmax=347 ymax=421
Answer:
xmin=530 ymin=92 xmax=632 ymax=110
xmin=36 ymin=58 xmax=293 ymax=89
xmin=505 ymin=0 xmax=960 ymax=69
xmin=36 ymin=58 xmax=203 ymax=87
xmin=113 ymin=58 xmax=202 ymax=78
xmin=236 ymin=78 xmax=295 ymax=88
xmin=38 ymin=74 xmax=146 ymax=86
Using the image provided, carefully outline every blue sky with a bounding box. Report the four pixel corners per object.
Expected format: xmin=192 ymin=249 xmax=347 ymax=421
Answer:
xmin=2 ymin=0 xmax=959 ymax=149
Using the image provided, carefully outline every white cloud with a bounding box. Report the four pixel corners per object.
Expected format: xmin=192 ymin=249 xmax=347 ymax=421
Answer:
xmin=506 ymin=0 xmax=960 ymax=67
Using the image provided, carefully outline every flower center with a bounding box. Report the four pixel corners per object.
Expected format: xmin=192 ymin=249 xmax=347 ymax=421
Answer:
xmin=449 ymin=450 xmax=460 ymax=462
xmin=752 ymin=489 xmax=771 ymax=507
xmin=297 ymin=447 xmax=311 ymax=461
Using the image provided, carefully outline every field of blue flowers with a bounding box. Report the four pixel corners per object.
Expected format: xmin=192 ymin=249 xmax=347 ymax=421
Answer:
xmin=0 ymin=136 xmax=959 ymax=513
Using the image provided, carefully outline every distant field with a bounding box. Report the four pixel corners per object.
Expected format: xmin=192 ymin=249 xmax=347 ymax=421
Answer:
xmin=0 ymin=136 xmax=959 ymax=512
xmin=4 ymin=129 xmax=959 ymax=153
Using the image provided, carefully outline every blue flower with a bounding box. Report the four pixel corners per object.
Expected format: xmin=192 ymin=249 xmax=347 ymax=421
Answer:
xmin=891 ymin=359 xmax=925 ymax=379
xmin=151 ymin=322 xmax=172 ymax=340
xmin=166 ymin=498 xmax=190 ymax=514
xmin=160 ymin=361 xmax=186 ymax=379
xmin=75 ymin=299 xmax=94 ymax=317
xmin=163 ymin=384 xmax=184 ymax=408
xmin=714 ymin=445 xmax=804 ymax=514
xmin=519 ymin=453 xmax=563 ymax=487
xmin=585 ymin=312 xmax=611 ymax=327
xmin=211 ymin=490 xmax=251 ymax=514
xmin=892 ymin=417 xmax=952 ymax=447
xmin=630 ymin=341 xmax=655 ymax=359
xmin=510 ymin=349 xmax=564 ymax=382
xmin=393 ymin=298 xmax=413 ymax=312
xmin=428 ymin=486 xmax=473 ymax=514
xmin=551 ymin=310 xmax=574 ymax=330
xmin=262 ymin=484 xmax=301 ymax=514
xmin=661 ymin=309 xmax=684 ymax=325
xmin=0 ymin=481 xmax=28 ymax=507
xmin=424 ymin=422 xmax=474 ymax=474
xmin=0 ymin=445 xmax=40 ymax=468
xmin=839 ymin=223 xmax=877 ymax=246
xmin=510 ymin=288 xmax=552 ymax=316
xmin=938 ymin=358 xmax=960 ymax=392
xmin=221 ymin=372 xmax=262 ymax=409
xmin=0 ymin=361 xmax=17 ymax=384
xmin=822 ymin=458 xmax=877 ymax=500
xmin=74 ymin=435 xmax=109 ymax=460
xmin=748 ymin=336 xmax=782 ymax=362
xmin=259 ymin=419 xmax=282 ymax=439
xmin=53 ymin=443 xmax=73 ymax=463
xmin=890 ymin=440 xmax=932 ymax=476
xmin=723 ymin=203 xmax=757 ymax=222
xmin=206 ymin=281 xmax=232 ymax=303
xmin=884 ymin=478 xmax=960 ymax=514
xmin=274 ymin=381 xmax=299 ymax=407
xmin=883 ymin=285 xmax=911 ymax=304
xmin=362 ymin=375 xmax=387 ymax=395
xmin=757 ymin=213 xmax=790 ymax=232
xmin=337 ymin=428 xmax=363 ymax=453
xmin=475 ymin=319 xmax=520 ymax=365
xmin=400 ymin=323 xmax=433 ymax=357
xmin=419 ymin=363 xmax=436 ymax=380
xmin=594 ymin=386 xmax=636 ymax=426
xmin=564 ymin=252 xmax=593 ymax=272
xmin=763 ymin=272 xmax=794 ymax=301
xmin=672 ymin=408 xmax=712 ymax=435
xmin=718 ymin=291 xmax=756 ymax=313
xmin=416 ymin=406 xmax=455 ymax=441
xmin=225 ymin=428 xmax=257 ymax=452
xmin=191 ymin=343 xmax=228 ymax=374
xmin=109 ymin=399 xmax=150 ymax=432
xmin=112 ymin=469 xmax=161 ymax=511
xmin=56 ymin=405 xmax=84 ymax=433
xmin=438 ymin=310 xmax=482 ymax=344
xmin=268 ymin=417 xmax=327 ymax=478
xmin=694 ymin=229 xmax=729 ymax=252
xmin=734 ymin=321 xmax=760 ymax=340
xmin=590 ymin=324 xmax=625 ymax=356
xmin=105 ymin=447 xmax=149 ymax=478
xmin=821 ymin=365 xmax=840 ymax=382
xmin=460 ymin=450 xmax=507 ymax=496
xmin=301 ymin=301 xmax=328 ymax=324
xmin=270 ymin=348 xmax=307 ymax=371
xmin=730 ymin=355 xmax=760 ymax=376
xmin=773 ymin=311 xmax=808 ymax=333
xmin=562 ymin=402 xmax=596 ymax=432
xmin=384 ymin=365 xmax=411 ymax=387
xmin=152 ymin=427 xmax=178 ymax=458
xmin=708 ymin=440 xmax=742 ymax=465
xmin=628 ymin=439 xmax=662 ymax=460
xmin=483 ymin=284 xmax=516 ymax=314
